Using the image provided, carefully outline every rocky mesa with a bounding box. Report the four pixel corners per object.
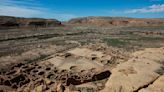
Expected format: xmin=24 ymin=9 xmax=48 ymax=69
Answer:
xmin=68 ymin=17 xmax=164 ymax=26
xmin=0 ymin=16 xmax=62 ymax=29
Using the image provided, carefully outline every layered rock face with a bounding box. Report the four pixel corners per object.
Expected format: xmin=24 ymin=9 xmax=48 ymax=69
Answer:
xmin=68 ymin=17 xmax=164 ymax=26
xmin=0 ymin=16 xmax=62 ymax=29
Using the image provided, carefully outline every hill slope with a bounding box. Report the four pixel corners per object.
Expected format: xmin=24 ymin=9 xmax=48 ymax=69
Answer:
xmin=68 ymin=17 xmax=164 ymax=26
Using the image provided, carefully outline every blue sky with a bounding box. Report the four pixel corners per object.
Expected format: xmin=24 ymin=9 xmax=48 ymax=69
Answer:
xmin=0 ymin=0 xmax=164 ymax=21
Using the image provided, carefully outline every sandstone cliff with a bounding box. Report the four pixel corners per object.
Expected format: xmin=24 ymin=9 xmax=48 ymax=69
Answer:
xmin=68 ymin=17 xmax=164 ymax=26
xmin=0 ymin=16 xmax=62 ymax=29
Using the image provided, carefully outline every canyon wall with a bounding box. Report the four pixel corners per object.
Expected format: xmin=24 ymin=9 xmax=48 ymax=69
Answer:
xmin=68 ymin=17 xmax=164 ymax=26
xmin=0 ymin=16 xmax=62 ymax=29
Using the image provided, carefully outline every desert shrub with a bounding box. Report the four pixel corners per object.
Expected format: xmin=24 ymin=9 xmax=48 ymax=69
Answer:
xmin=103 ymin=38 xmax=129 ymax=47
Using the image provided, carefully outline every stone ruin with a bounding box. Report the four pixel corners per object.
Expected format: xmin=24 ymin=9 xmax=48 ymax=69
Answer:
xmin=0 ymin=62 xmax=111 ymax=92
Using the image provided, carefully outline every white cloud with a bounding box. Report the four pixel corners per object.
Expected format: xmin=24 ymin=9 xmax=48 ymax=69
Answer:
xmin=0 ymin=0 xmax=76 ymax=20
xmin=0 ymin=5 xmax=43 ymax=17
xmin=125 ymin=4 xmax=164 ymax=13
xmin=150 ymin=0 xmax=162 ymax=2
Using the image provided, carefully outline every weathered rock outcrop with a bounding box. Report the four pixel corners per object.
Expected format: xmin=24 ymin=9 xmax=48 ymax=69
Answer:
xmin=68 ymin=17 xmax=164 ymax=26
xmin=139 ymin=75 xmax=164 ymax=92
xmin=101 ymin=47 xmax=164 ymax=92
xmin=0 ymin=16 xmax=62 ymax=29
